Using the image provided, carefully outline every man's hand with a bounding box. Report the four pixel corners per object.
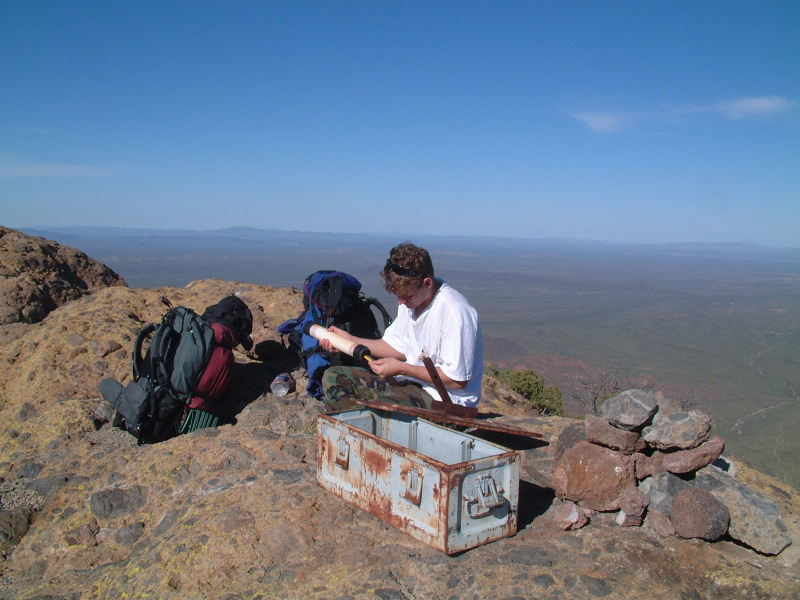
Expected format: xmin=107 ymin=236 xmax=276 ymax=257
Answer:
xmin=319 ymin=325 xmax=355 ymax=353
xmin=368 ymin=357 xmax=405 ymax=378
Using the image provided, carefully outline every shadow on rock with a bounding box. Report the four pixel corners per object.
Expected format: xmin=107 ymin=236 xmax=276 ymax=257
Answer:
xmin=518 ymin=479 xmax=556 ymax=529
xmin=218 ymin=343 xmax=300 ymax=423
xmin=471 ymin=429 xmax=549 ymax=451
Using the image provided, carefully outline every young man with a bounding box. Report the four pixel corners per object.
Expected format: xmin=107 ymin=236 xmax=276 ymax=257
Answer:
xmin=321 ymin=242 xmax=483 ymax=410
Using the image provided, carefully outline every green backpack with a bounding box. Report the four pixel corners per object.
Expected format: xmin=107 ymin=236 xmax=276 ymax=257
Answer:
xmin=101 ymin=306 xmax=216 ymax=443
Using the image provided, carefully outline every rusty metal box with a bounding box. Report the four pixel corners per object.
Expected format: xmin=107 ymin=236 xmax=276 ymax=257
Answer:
xmin=316 ymin=407 xmax=520 ymax=554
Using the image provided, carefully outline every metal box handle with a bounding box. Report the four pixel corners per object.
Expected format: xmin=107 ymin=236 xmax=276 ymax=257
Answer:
xmin=334 ymin=436 xmax=350 ymax=469
xmin=403 ymin=468 xmax=424 ymax=505
xmin=464 ymin=473 xmax=505 ymax=518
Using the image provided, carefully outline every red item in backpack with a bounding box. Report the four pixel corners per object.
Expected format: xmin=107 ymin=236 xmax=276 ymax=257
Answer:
xmin=188 ymin=322 xmax=236 ymax=410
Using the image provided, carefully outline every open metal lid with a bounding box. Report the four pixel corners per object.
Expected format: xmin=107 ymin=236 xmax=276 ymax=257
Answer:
xmin=356 ymin=398 xmax=543 ymax=439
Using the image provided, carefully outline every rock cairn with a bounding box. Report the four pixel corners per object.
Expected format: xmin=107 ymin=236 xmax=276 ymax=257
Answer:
xmin=551 ymin=389 xmax=793 ymax=556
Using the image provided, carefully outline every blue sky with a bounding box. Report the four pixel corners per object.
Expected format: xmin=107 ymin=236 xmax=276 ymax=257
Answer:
xmin=2 ymin=1 xmax=798 ymax=246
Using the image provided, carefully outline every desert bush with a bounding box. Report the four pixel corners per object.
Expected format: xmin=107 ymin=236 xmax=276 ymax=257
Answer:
xmin=486 ymin=365 xmax=564 ymax=416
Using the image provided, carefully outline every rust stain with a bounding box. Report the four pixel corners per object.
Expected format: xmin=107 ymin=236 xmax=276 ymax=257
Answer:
xmin=363 ymin=447 xmax=390 ymax=475
xmin=368 ymin=488 xmax=394 ymax=523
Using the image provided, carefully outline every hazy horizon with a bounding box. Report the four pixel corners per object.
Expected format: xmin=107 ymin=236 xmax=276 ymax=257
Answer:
xmin=15 ymin=224 xmax=800 ymax=251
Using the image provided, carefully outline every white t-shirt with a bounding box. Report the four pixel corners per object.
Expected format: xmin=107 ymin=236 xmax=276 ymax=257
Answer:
xmin=382 ymin=281 xmax=483 ymax=407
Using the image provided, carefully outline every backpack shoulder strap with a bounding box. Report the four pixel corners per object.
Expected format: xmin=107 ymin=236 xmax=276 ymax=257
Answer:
xmin=149 ymin=307 xmax=182 ymax=391
xmin=133 ymin=322 xmax=156 ymax=381
xmin=365 ymin=296 xmax=393 ymax=329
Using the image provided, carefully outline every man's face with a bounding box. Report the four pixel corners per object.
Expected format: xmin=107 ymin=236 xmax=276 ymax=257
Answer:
xmin=394 ymin=278 xmax=435 ymax=311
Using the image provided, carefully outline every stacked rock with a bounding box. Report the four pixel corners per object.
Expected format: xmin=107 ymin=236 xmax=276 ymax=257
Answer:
xmin=551 ymin=389 xmax=792 ymax=556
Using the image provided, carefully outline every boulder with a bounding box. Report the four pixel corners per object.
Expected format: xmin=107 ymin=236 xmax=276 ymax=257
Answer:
xmin=671 ymin=489 xmax=729 ymax=540
xmin=641 ymin=410 xmax=712 ymax=450
xmin=615 ymin=487 xmax=649 ymax=527
xmin=553 ymin=421 xmax=586 ymax=461
xmin=651 ymin=397 xmax=685 ymax=422
xmin=635 ymin=436 xmax=725 ymax=478
xmin=639 ymin=472 xmax=690 ymax=516
xmin=694 ymin=466 xmax=792 ymax=555
xmin=551 ymin=500 xmax=591 ymax=530
xmin=552 ymin=440 xmax=636 ymax=511
xmin=585 ymin=414 xmax=646 ymax=454
xmin=644 ymin=509 xmax=676 ymax=537
xmin=600 ymin=389 xmax=658 ymax=430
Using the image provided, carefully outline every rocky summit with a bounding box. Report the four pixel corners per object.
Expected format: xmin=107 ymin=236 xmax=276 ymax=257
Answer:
xmin=0 ymin=232 xmax=799 ymax=599
xmin=0 ymin=227 xmax=126 ymax=326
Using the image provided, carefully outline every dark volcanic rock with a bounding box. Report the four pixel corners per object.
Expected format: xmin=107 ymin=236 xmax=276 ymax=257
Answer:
xmin=115 ymin=522 xmax=146 ymax=546
xmin=670 ymin=489 xmax=729 ymax=541
xmin=90 ymin=485 xmax=148 ymax=520
xmin=0 ymin=507 xmax=33 ymax=548
xmin=639 ymin=472 xmax=691 ymax=517
xmin=0 ymin=226 xmax=126 ymax=324
xmin=599 ymin=389 xmax=658 ymax=430
xmin=694 ymin=466 xmax=793 ymax=555
xmin=641 ymin=410 xmax=712 ymax=450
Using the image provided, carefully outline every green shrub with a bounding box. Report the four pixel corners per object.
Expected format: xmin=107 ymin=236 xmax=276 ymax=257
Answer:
xmin=486 ymin=365 xmax=564 ymax=416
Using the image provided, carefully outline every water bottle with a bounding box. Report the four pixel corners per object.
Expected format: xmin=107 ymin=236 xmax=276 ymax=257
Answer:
xmin=270 ymin=373 xmax=295 ymax=396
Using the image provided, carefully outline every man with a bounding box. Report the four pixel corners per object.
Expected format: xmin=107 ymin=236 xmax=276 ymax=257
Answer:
xmin=321 ymin=242 xmax=483 ymax=410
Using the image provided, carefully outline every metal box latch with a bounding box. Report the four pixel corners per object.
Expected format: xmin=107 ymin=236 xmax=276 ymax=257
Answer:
xmin=335 ymin=436 xmax=350 ymax=469
xmin=465 ymin=473 xmax=505 ymax=518
xmin=403 ymin=468 xmax=424 ymax=505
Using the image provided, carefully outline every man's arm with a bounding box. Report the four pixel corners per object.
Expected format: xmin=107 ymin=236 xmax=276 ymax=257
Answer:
xmin=321 ymin=326 xmax=406 ymax=361
xmin=368 ymin=358 xmax=469 ymax=389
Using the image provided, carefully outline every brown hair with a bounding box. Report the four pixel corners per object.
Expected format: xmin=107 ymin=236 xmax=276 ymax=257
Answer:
xmin=381 ymin=242 xmax=435 ymax=295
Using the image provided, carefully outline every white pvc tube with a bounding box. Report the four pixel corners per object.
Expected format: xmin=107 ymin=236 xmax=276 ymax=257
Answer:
xmin=307 ymin=324 xmax=359 ymax=357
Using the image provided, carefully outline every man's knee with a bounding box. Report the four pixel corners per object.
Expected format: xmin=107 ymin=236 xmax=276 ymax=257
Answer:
xmin=321 ymin=366 xmax=371 ymax=407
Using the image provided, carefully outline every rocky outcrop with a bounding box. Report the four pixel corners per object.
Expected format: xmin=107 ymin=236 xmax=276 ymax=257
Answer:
xmin=0 ymin=226 xmax=126 ymax=324
xmin=0 ymin=269 xmax=797 ymax=598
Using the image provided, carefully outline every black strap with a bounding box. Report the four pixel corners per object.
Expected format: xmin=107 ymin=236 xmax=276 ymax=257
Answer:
xmin=133 ymin=323 xmax=156 ymax=381
xmin=365 ymin=297 xmax=393 ymax=329
xmin=150 ymin=309 xmax=178 ymax=392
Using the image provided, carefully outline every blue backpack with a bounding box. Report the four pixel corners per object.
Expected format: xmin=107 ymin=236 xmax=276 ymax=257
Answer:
xmin=279 ymin=270 xmax=391 ymax=400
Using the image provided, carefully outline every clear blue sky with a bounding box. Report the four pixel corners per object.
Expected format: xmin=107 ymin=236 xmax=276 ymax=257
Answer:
xmin=2 ymin=1 xmax=798 ymax=246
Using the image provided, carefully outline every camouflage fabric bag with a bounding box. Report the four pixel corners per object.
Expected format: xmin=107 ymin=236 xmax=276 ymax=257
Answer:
xmin=321 ymin=366 xmax=434 ymax=411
